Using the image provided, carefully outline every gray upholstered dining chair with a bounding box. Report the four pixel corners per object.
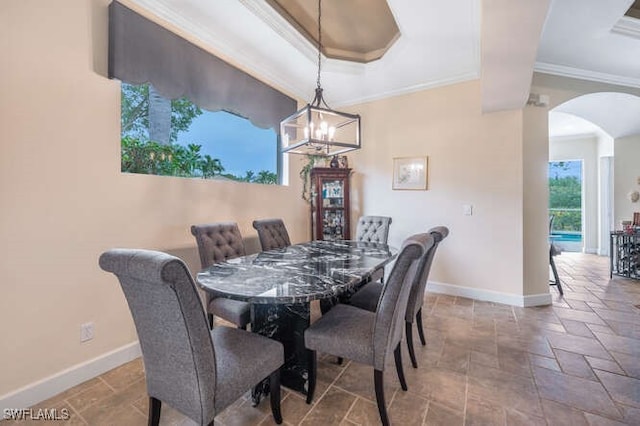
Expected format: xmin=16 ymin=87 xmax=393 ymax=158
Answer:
xmin=349 ymin=226 xmax=449 ymax=368
xmin=355 ymin=215 xmax=392 ymax=282
xmin=191 ymin=222 xmax=251 ymax=329
xmin=304 ymin=233 xmax=433 ymax=426
xmin=355 ymin=215 xmax=392 ymax=243
xmin=252 ymin=218 xmax=291 ymax=251
xmin=99 ymin=249 xmax=284 ymax=426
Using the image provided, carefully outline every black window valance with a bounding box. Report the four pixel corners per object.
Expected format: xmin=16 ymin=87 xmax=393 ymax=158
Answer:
xmin=108 ymin=1 xmax=296 ymax=131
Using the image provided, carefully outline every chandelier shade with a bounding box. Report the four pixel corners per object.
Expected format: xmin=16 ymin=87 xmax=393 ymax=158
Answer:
xmin=279 ymin=0 xmax=361 ymax=156
xmin=281 ymin=95 xmax=361 ymax=156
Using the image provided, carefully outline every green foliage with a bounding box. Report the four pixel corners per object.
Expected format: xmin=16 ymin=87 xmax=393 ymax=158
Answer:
xmin=300 ymin=155 xmax=325 ymax=202
xmin=121 ymin=137 xmax=276 ymax=184
xmin=220 ymin=170 xmax=278 ymax=185
xmin=121 ymin=83 xmax=203 ymax=143
xmin=121 ymin=137 xmax=224 ymax=178
xmin=549 ymin=175 xmax=581 ymax=232
xmin=549 ymin=176 xmax=581 ymax=208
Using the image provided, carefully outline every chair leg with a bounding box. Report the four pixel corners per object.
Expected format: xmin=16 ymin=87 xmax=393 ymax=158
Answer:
xmin=405 ymin=321 xmax=418 ymax=369
xmin=416 ymin=308 xmax=426 ymax=346
xmin=207 ymin=313 xmax=214 ymax=329
xmin=374 ymin=369 xmax=390 ymax=426
xmin=306 ymin=350 xmax=317 ymax=404
xmin=394 ymin=343 xmax=408 ymax=391
xmin=269 ymin=370 xmax=283 ymax=424
xmin=148 ymin=397 xmax=161 ymax=426
xmin=550 ymin=251 xmax=564 ymax=295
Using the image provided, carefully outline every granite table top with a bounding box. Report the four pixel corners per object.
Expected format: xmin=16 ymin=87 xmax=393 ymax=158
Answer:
xmin=196 ymin=240 xmax=398 ymax=304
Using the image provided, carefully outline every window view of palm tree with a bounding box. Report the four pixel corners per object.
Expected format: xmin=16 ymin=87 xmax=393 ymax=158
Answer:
xmin=120 ymin=83 xmax=279 ymax=184
xmin=548 ymin=161 xmax=582 ymax=245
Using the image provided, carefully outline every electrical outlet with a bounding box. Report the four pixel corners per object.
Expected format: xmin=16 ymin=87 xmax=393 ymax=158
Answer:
xmin=80 ymin=322 xmax=94 ymax=342
xmin=463 ymin=204 xmax=473 ymax=216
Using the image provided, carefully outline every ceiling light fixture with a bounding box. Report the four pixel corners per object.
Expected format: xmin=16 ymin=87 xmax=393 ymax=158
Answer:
xmin=280 ymin=0 xmax=361 ymax=156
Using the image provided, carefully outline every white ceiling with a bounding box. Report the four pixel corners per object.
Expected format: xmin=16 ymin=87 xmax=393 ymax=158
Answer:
xmin=553 ymin=92 xmax=640 ymax=139
xmin=124 ymin=0 xmax=640 ymax=135
xmin=548 ymin=111 xmax=606 ymax=139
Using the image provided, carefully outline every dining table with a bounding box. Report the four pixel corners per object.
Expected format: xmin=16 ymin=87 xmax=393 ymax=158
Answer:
xmin=196 ymin=239 xmax=398 ymax=399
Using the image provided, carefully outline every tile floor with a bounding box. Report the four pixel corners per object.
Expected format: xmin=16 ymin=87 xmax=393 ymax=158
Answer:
xmin=5 ymin=252 xmax=640 ymax=425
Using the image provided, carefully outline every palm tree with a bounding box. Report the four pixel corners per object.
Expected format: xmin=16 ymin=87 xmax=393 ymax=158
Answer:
xmin=148 ymin=85 xmax=171 ymax=145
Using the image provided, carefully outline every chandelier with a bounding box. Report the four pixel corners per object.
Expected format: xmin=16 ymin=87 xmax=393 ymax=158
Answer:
xmin=280 ymin=0 xmax=361 ymax=156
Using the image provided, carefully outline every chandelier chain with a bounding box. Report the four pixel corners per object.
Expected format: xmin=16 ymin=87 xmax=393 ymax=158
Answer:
xmin=316 ymin=0 xmax=322 ymax=90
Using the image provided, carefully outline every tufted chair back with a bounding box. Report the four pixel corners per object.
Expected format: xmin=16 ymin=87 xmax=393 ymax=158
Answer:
xmin=252 ymin=219 xmax=291 ymax=251
xmin=355 ymin=216 xmax=392 ymax=244
xmin=191 ymin=222 xmax=247 ymax=269
xmin=99 ymin=249 xmax=217 ymax=425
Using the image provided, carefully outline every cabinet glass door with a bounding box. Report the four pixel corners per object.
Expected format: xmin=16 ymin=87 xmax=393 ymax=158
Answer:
xmin=321 ymin=179 xmax=345 ymax=240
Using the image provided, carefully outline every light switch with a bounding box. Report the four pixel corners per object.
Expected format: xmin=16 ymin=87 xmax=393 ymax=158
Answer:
xmin=463 ymin=204 xmax=473 ymax=216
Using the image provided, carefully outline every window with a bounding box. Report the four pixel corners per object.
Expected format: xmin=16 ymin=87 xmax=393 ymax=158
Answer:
xmin=548 ymin=160 xmax=582 ymax=250
xmin=120 ymin=83 xmax=279 ymax=184
xmin=109 ymin=2 xmax=296 ymax=185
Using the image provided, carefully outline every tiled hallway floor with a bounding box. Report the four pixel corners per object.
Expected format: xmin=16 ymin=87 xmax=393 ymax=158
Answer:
xmin=7 ymin=252 xmax=640 ymax=425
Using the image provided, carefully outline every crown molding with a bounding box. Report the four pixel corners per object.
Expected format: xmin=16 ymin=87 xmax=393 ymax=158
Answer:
xmin=534 ymin=62 xmax=640 ymax=89
xmin=335 ymin=71 xmax=479 ymax=107
xmin=239 ymin=0 xmax=366 ymax=75
xmin=612 ymin=16 xmax=640 ymax=40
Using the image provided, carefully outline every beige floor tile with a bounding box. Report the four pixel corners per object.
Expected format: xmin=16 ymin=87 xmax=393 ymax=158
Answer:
xmin=585 ymin=356 xmax=626 ymax=375
xmin=594 ymin=369 xmax=640 ymax=409
xmin=405 ymin=366 xmax=467 ymax=413
xmin=505 ymin=408 xmax=546 ymax=426
xmin=540 ymin=399 xmax=589 ymax=425
xmin=300 ymin=387 xmax=356 ymax=426
xmin=561 ymin=318 xmax=596 ymax=337
xmin=464 ymin=394 xmax=506 ymax=425
xmin=583 ymin=412 xmax=628 ymax=426
xmin=546 ymin=331 xmax=613 ymax=360
xmin=467 ymin=363 xmax=542 ymax=417
xmin=497 ymin=346 xmax=532 ymax=378
xmin=344 ymin=397 xmax=382 ymax=426
xmin=421 ymin=401 xmax=461 ymax=426
xmin=65 ymin=380 xmax=115 ymax=413
xmin=593 ymin=332 xmax=640 ymax=357
xmin=554 ymin=349 xmax=597 ymax=380
xmin=99 ymin=358 xmax=145 ymax=392
xmin=529 ymin=353 xmax=561 ymax=372
xmin=386 ymin=390 xmax=429 ymax=426
xmin=533 ymin=366 xmax=622 ymax=419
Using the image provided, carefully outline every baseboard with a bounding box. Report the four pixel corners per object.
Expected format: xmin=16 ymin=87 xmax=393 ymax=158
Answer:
xmin=427 ymin=280 xmax=552 ymax=307
xmin=0 ymin=342 xmax=141 ymax=412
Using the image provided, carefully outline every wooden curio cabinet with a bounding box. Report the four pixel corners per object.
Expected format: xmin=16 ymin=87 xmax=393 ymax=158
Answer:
xmin=310 ymin=167 xmax=352 ymax=241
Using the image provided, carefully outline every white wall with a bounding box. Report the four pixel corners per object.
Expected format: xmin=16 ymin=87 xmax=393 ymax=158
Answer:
xmin=522 ymin=105 xmax=552 ymax=297
xmin=614 ymin=134 xmax=640 ymax=227
xmin=348 ymin=80 xmax=550 ymax=304
xmin=0 ymin=0 xmax=307 ymax=400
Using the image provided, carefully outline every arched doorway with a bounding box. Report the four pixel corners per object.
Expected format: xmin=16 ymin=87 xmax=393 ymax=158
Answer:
xmin=548 ymin=92 xmax=640 ymax=255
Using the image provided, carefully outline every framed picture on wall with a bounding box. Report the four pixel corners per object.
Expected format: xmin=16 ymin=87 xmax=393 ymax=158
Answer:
xmin=392 ymin=156 xmax=428 ymax=190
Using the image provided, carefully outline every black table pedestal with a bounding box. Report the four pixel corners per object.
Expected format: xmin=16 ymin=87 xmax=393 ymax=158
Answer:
xmin=250 ymin=302 xmax=311 ymax=403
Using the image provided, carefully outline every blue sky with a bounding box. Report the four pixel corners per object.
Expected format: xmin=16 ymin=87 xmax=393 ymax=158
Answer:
xmin=175 ymin=110 xmax=277 ymax=177
xmin=549 ymin=160 xmax=582 ymax=179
